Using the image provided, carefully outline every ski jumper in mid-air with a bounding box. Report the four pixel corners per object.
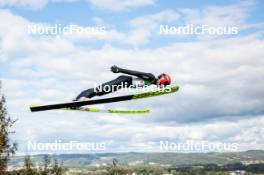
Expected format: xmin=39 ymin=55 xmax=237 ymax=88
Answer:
xmin=74 ymin=65 xmax=172 ymax=101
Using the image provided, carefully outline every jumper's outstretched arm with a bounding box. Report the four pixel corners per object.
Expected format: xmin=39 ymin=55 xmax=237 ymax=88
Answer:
xmin=111 ymin=65 xmax=157 ymax=82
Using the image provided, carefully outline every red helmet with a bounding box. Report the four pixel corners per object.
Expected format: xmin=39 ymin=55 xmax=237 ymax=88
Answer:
xmin=158 ymin=73 xmax=171 ymax=86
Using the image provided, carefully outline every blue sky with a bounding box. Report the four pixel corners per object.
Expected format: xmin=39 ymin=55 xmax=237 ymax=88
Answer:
xmin=0 ymin=0 xmax=264 ymax=154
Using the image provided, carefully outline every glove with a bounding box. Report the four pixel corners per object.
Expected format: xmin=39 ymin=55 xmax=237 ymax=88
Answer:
xmin=111 ymin=65 xmax=120 ymax=73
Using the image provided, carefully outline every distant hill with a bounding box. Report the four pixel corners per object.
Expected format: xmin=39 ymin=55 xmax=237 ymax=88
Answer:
xmin=9 ymin=150 xmax=264 ymax=168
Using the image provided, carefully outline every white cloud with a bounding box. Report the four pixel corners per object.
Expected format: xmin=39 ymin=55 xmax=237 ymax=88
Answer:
xmin=62 ymin=10 xmax=180 ymax=46
xmin=62 ymin=25 xmax=126 ymax=42
xmin=3 ymin=33 xmax=264 ymax=123
xmin=1 ymin=2 xmax=264 ymax=153
xmin=13 ymin=114 xmax=264 ymax=153
xmin=1 ymin=9 xmax=264 ymax=124
xmin=0 ymin=0 xmax=48 ymax=10
xmin=0 ymin=0 xmax=78 ymax=10
xmin=125 ymin=10 xmax=179 ymax=45
xmin=177 ymin=1 xmax=259 ymax=40
xmin=88 ymin=0 xmax=155 ymax=11
xmin=0 ymin=0 xmax=154 ymax=11
xmin=0 ymin=10 xmax=75 ymax=60
xmin=119 ymin=1 xmax=262 ymax=44
xmin=103 ymin=1 xmax=261 ymax=46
